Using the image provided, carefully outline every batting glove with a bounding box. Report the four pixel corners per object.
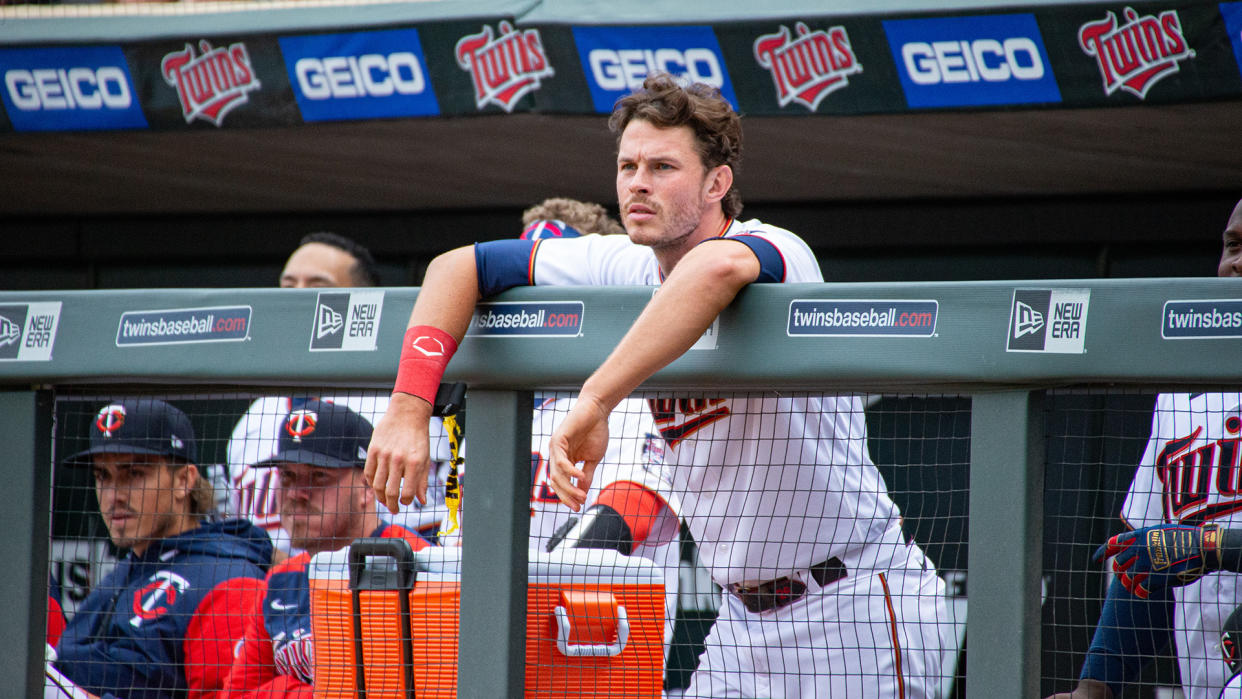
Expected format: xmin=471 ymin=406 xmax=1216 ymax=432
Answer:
xmin=1094 ymin=523 xmax=1224 ymax=599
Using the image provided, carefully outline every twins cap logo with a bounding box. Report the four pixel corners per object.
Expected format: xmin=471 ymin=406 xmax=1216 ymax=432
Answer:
xmin=170 ymin=435 xmax=184 ymax=450
xmin=1007 ymin=288 xmax=1090 ymax=353
xmin=315 ymin=302 xmax=344 ymax=339
xmin=129 ymin=570 xmax=190 ymax=628
xmin=0 ymin=314 xmax=19 ymax=347
xmin=95 ymin=404 xmax=127 ymax=438
xmin=753 ymin=22 xmax=862 ymax=111
xmin=456 ymin=21 xmax=554 ymax=112
xmin=411 ymin=335 xmax=445 ymax=357
xmin=1078 ymin=7 xmax=1194 ymax=99
xmin=1012 ymin=300 xmax=1045 ymax=338
xmin=161 ymin=40 xmax=261 ymax=126
xmin=286 ymin=409 xmax=318 ymax=442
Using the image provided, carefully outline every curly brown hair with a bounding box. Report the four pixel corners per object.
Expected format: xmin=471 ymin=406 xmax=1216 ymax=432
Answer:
xmin=608 ymin=74 xmax=742 ymax=219
xmin=521 ymin=198 xmax=625 ymax=236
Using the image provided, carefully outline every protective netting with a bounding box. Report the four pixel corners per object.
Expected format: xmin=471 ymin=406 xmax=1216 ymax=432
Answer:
xmin=1041 ymin=388 xmax=1242 ymax=699
xmin=46 ymin=388 xmax=976 ymax=698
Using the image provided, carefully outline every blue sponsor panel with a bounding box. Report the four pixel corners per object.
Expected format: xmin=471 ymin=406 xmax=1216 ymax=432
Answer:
xmin=882 ymin=14 xmax=1061 ymax=108
xmin=787 ymin=300 xmax=939 ymax=337
xmin=279 ymin=29 xmax=439 ymax=122
xmin=0 ymin=46 xmax=147 ymax=132
xmin=116 ymin=306 xmax=252 ymax=346
xmin=572 ymin=25 xmax=737 ymax=113
xmin=1162 ymin=300 xmax=1242 ymax=338
xmin=1222 ymin=3 xmax=1242 ymax=75
xmin=467 ymin=301 xmax=584 ymax=337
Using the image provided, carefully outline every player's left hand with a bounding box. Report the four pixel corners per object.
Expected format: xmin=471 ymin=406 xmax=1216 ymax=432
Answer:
xmin=547 ymin=396 xmax=610 ymax=512
xmin=1093 ymin=523 xmax=1223 ymax=599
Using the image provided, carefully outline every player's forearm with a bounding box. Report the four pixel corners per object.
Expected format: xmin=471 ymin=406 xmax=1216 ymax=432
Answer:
xmin=406 ymin=246 xmax=480 ymax=341
xmin=581 ymin=242 xmax=758 ymax=410
xmin=1079 ymin=578 xmax=1173 ymax=695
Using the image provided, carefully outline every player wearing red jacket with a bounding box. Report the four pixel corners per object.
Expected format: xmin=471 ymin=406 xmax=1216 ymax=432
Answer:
xmin=224 ymin=400 xmax=431 ymax=699
xmin=51 ymin=398 xmax=271 ymax=699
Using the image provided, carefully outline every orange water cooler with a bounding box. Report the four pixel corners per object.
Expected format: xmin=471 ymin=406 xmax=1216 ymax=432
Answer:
xmin=308 ymin=539 xmax=665 ymax=698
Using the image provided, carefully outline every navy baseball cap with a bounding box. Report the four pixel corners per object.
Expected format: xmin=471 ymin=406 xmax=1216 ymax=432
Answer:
xmin=255 ymin=399 xmax=372 ymax=469
xmin=520 ymin=219 xmax=583 ymax=240
xmin=64 ymin=398 xmax=197 ymax=466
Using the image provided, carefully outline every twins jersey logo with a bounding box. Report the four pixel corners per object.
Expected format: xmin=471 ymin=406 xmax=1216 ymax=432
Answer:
xmin=1006 ymin=289 xmax=1090 ymax=353
xmin=95 ymin=404 xmax=127 ymax=437
xmin=1157 ymin=415 xmax=1242 ymax=524
xmin=1078 ymin=7 xmax=1194 ymax=99
xmin=753 ymin=22 xmax=862 ymax=111
xmin=161 ymin=40 xmax=261 ymax=126
xmin=286 ymin=409 xmax=318 ymax=441
xmin=648 ymin=398 xmax=731 ymax=448
xmin=455 ymin=21 xmax=554 ymax=112
xmin=129 ymin=570 xmax=190 ymax=628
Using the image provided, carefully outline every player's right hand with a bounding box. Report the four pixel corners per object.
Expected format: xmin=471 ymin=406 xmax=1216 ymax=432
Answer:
xmin=1093 ymin=523 xmax=1221 ymax=599
xmin=364 ymin=392 xmax=433 ymax=514
xmin=547 ymin=396 xmax=610 ymax=512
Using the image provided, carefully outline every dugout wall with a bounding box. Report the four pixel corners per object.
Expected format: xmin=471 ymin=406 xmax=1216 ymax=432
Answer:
xmin=2 ymin=279 xmax=1239 ymax=698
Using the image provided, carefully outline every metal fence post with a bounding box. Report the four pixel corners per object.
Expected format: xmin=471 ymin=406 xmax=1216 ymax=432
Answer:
xmin=0 ymin=389 xmax=52 ymax=699
xmin=968 ymin=390 xmax=1044 ymax=697
xmin=459 ymin=389 xmax=531 ymax=697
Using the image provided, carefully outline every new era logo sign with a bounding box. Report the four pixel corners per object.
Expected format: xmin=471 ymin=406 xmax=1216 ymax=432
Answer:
xmin=1007 ymin=289 xmax=1090 ymax=353
xmin=309 ymin=291 xmax=385 ymax=352
xmin=1012 ymin=300 xmax=1044 ymax=338
xmin=0 ymin=302 xmax=61 ymax=362
xmin=315 ymin=303 xmax=344 ymax=339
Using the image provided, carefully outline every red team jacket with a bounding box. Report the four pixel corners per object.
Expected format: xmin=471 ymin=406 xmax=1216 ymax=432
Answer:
xmin=224 ymin=524 xmax=431 ymax=699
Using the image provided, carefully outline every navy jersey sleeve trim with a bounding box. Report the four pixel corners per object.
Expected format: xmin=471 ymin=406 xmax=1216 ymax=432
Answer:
xmin=716 ymin=234 xmax=785 ymax=283
xmin=475 ymin=239 xmax=538 ymax=298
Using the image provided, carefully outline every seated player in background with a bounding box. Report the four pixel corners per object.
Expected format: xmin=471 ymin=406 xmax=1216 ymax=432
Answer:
xmin=1048 ymin=197 xmax=1242 ymax=699
xmin=224 ymin=400 xmax=432 ymax=699
xmin=229 ymin=231 xmax=451 ymax=559
xmin=50 ymin=399 xmax=272 ymax=699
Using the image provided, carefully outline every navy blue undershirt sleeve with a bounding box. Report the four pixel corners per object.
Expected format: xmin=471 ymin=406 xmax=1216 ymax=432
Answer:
xmin=705 ymin=234 xmax=785 ymax=283
xmin=475 ymin=239 xmax=537 ymax=297
xmin=1079 ymin=577 xmax=1174 ymax=696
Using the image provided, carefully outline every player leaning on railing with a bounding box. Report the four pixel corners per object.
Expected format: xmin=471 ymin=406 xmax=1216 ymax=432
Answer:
xmin=364 ymin=73 xmax=951 ymax=698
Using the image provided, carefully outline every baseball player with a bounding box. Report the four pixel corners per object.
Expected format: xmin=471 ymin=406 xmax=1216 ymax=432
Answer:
xmin=366 ymin=74 xmax=950 ymax=697
xmin=50 ymin=398 xmax=272 ymax=699
xmin=223 ymin=399 xmax=432 ymax=699
xmin=1049 ymin=198 xmax=1242 ymax=699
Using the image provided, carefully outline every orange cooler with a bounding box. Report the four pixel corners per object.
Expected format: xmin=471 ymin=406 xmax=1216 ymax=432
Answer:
xmin=309 ymin=540 xmax=665 ymax=698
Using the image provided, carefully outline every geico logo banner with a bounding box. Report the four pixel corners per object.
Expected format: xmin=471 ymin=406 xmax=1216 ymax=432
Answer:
xmin=5 ymin=67 xmax=132 ymax=110
xmin=589 ymin=48 xmax=724 ymax=91
xmin=901 ymin=38 xmax=1044 ymax=84
xmin=295 ymin=53 xmax=426 ymax=99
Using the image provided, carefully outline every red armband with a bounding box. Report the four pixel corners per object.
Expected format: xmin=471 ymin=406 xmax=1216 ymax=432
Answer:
xmin=594 ymin=481 xmax=665 ymax=547
xmin=393 ymin=326 xmax=458 ymax=405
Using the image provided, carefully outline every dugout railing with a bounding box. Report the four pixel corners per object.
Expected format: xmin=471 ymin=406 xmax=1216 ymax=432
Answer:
xmin=2 ymin=279 xmax=1239 ymax=698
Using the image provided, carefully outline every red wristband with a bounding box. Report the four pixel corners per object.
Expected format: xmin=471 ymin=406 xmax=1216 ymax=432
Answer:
xmin=393 ymin=326 xmax=458 ymax=404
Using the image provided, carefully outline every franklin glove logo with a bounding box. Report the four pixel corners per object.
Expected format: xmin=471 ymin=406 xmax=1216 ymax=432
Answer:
xmin=0 ymin=315 xmax=20 ymax=347
xmin=1013 ymin=301 xmax=1044 ymax=338
xmin=456 ymin=21 xmax=554 ymax=112
xmin=753 ymin=22 xmax=862 ymax=111
xmin=315 ymin=303 xmax=344 ymax=339
xmin=1078 ymin=7 xmax=1194 ymax=99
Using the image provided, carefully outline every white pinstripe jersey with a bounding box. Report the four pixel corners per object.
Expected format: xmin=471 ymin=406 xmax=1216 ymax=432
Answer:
xmin=525 ymin=220 xmax=903 ymax=585
xmin=1124 ymin=392 xmax=1242 ymax=699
